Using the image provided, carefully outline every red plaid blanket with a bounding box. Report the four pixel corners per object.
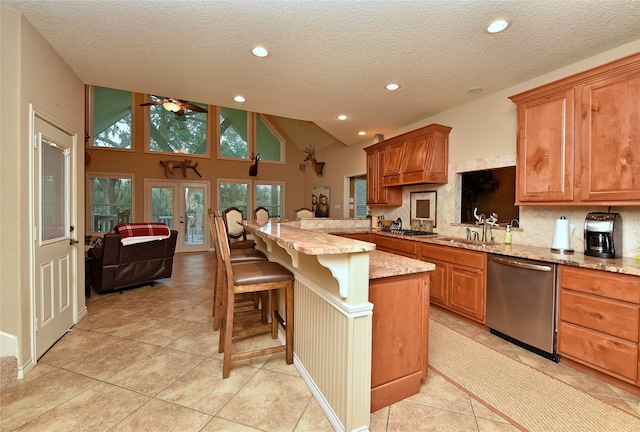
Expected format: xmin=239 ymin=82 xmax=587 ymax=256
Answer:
xmin=114 ymin=223 xmax=171 ymax=245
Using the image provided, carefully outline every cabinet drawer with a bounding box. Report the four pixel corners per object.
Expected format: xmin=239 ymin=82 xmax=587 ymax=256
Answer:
xmin=374 ymin=235 xmax=417 ymax=258
xmin=560 ymin=290 xmax=640 ymax=342
xmin=560 ymin=266 xmax=640 ymax=303
xmin=558 ymin=321 xmax=638 ymax=382
xmin=419 ymin=244 xmax=485 ymax=269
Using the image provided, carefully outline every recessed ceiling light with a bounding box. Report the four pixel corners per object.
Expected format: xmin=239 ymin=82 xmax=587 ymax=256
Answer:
xmin=385 ymin=83 xmax=400 ymax=91
xmin=487 ymin=18 xmax=509 ymax=34
xmin=467 ymin=87 xmax=484 ymax=94
xmin=337 ymin=114 xmax=348 ymax=120
xmin=252 ymin=46 xmax=269 ymax=57
xmin=234 ymin=96 xmax=246 ymax=103
xmin=358 ymin=131 xmax=366 ymax=136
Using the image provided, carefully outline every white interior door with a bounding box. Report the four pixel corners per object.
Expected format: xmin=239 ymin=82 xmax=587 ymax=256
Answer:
xmin=34 ymin=116 xmax=76 ymax=359
xmin=145 ymin=180 xmax=209 ymax=253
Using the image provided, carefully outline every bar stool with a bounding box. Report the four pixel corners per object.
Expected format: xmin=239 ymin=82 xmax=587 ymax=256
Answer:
xmin=222 ymin=207 xmax=256 ymax=249
xmin=208 ymin=209 xmax=267 ymax=330
xmin=213 ymin=210 xmax=294 ymax=378
xmin=253 ymin=206 xmax=270 ymax=224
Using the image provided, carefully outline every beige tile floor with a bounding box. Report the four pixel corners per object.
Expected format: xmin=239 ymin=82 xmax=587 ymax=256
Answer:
xmin=2 ymin=251 xmax=639 ymax=431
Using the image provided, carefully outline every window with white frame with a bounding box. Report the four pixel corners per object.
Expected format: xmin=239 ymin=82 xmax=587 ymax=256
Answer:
xmin=219 ymin=107 xmax=248 ymax=159
xmin=256 ymin=114 xmax=284 ymax=162
xmin=90 ymin=86 xmax=133 ymax=150
xmin=147 ymin=95 xmax=208 ymax=155
xmin=218 ymin=180 xmax=250 ymax=218
xmin=88 ymin=174 xmax=133 ymax=233
xmin=255 ymin=182 xmax=284 ymax=219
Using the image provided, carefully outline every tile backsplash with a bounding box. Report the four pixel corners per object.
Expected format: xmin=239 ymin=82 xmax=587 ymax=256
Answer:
xmin=371 ymin=156 xmax=640 ymax=258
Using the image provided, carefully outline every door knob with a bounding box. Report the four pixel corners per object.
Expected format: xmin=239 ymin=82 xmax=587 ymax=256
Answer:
xmin=69 ymin=238 xmax=79 ymax=245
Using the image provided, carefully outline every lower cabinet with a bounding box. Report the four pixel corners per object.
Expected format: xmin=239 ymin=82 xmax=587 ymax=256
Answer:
xmin=369 ymin=272 xmax=430 ymax=412
xmin=558 ymin=266 xmax=640 ymax=384
xmin=373 ymin=234 xmax=417 ymax=257
xmin=419 ymin=243 xmax=487 ymax=323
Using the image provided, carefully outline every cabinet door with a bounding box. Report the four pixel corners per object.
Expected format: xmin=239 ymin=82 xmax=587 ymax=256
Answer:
xmin=366 ymin=149 xmax=402 ymax=206
xmin=515 ymin=89 xmax=575 ymax=203
xmin=366 ymin=150 xmax=380 ymax=204
xmin=402 ymin=130 xmax=448 ymax=184
xmin=448 ymin=265 xmax=486 ymax=323
xmin=580 ymin=68 xmax=640 ymax=202
xmin=381 ymin=140 xmax=406 ymax=186
xmin=426 ymin=258 xmax=448 ymax=306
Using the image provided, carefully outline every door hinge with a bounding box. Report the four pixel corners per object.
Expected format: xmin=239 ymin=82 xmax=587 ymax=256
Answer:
xmin=33 ymin=135 xmax=38 ymax=149
xmin=33 ymin=226 xmax=37 ymax=239
xmin=35 ymin=316 xmax=39 ymax=332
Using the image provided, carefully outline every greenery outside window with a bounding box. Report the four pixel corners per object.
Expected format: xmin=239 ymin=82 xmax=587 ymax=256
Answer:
xmin=219 ymin=180 xmax=249 ymax=217
xmin=148 ymin=95 xmax=208 ymax=155
xmin=255 ymin=182 xmax=284 ymax=219
xmin=90 ymin=86 xmax=132 ymax=149
xmin=219 ymin=107 xmax=248 ymax=159
xmin=88 ymin=174 xmax=133 ymax=233
xmin=256 ymin=114 xmax=284 ymax=162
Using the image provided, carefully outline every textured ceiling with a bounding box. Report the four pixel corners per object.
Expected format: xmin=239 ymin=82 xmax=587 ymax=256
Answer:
xmin=4 ymin=0 xmax=640 ymax=148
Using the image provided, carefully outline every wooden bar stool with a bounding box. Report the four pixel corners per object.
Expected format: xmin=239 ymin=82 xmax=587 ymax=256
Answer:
xmin=208 ymin=209 xmax=267 ymax=330
xmin=213 ymin=210 xmax=294 ymax=378
xmin=222 ymin=207 xmax=256 ymax=250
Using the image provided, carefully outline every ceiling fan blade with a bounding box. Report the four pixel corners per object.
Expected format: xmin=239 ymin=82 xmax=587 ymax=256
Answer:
xmin=139 ymin=101 xmax=164 ymax=107
xmin=181 ymin=102 xmax=208 ymax=113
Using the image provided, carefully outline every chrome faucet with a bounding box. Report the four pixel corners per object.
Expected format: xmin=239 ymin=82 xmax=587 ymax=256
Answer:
xmin=466 ymin=227 xmax=471 ymax=240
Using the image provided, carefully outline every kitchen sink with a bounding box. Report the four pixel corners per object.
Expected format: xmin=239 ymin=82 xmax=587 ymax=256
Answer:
xmin=437 ymin=237 xmax=496 ymax=247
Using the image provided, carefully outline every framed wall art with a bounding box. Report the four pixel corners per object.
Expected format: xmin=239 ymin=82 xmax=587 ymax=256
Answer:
xmin=410 ymin=191 xmax=437 ymax=230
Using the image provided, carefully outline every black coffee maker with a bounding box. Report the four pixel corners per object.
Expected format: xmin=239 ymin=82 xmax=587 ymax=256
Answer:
xmin=584 ymin=212 xmax=622 ymax=259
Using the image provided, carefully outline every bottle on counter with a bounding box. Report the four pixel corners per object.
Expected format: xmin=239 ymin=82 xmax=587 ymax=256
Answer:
xmin=504 ymin=225 xmax=512 ymax=244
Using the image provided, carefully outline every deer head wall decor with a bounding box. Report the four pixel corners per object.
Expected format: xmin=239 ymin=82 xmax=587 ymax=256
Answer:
xmin=302 ymin=146 xmax=325 ymax=177
xmin=249 ymin=153 xmax=261 ymax=177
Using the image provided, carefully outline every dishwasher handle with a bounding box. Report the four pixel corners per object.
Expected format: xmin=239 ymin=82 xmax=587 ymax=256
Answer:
xmin=491 ymin=256 xmax=553 ymax=272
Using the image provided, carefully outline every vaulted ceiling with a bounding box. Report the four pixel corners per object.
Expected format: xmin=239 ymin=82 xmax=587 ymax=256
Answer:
xmin=4 ymin=0 xmax=640 ymax=149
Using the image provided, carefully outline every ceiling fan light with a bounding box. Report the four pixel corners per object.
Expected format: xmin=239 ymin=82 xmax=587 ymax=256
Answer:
xmin=162 ymin=101 xmax=181 ymax=112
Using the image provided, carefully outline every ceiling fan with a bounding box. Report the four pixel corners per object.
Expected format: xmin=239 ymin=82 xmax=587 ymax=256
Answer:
xmin=139 ymin=97 xmax=208 ymax=116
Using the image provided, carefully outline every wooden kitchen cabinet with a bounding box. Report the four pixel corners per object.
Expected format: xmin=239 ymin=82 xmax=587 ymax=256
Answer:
xmin=373 ymin=234 xmax=417 ymax=258
xmin=558 ymin=266 xmax=640 ymax=384
xmin=512 ymin=88 xmax=575 ymax=204
xmin=369 ymin=272 xmax=430 ymax=412
xmin=380 ymin=124 xmax=451 ymax=187
xmin=510 ymin=51 xmax=640 ymax=206
xmin=579 ymin=67 xmax=640 ymax=202
xmin=418 ymin=243 xmax=486 ymax=323
xmin=365 ymin=146 xmax=402 ymax=206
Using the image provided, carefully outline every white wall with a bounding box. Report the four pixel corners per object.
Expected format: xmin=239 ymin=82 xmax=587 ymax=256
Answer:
xmin=318 ymin=39 xmax=640 ymax=258
xmin=0 ymin=7 xmax=85 ymax=372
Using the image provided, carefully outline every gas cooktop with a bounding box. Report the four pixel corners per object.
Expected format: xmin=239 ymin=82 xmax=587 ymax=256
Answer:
xmin=382 ymin=229 xmax=438 ymax=237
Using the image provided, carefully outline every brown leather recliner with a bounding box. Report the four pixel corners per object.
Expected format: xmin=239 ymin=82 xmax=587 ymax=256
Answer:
xmin=89 ymin=230 xmax=178 ymax=294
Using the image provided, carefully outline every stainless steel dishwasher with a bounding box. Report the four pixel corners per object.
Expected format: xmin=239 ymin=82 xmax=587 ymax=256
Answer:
xmin=486 ymin=255 xmax=559 ymax=362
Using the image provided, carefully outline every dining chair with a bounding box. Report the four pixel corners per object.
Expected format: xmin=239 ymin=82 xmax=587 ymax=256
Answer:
xmin=213 ymin=210 xmax=294 ymax=378
xmin=254 ymin=206 xmax=270 ymax=224
xmin=222 ymin=207 xmax=256 ymax=249
xmin=293 ymin=208 xmax=314 ymax=219
xmin=208 ymin=209 xmax=267 ymax=330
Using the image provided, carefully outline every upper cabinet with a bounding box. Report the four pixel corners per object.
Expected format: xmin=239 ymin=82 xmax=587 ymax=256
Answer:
xmin=364 ymin=124 xmax=451 ymax=206
xmin=510 ymin=52 xmax=640 ymax=206
xmin=365 ymin=145 xmax=402 ymax=206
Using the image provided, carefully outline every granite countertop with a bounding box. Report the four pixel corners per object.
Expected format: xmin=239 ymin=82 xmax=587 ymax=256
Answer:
xmin=244 ymin=220 xmax=375 ymax=255
xmin=244 ymin=220 xmax=639 ymax=277
xmin=372 ymin=230 xmax=640 ymax=277
xmin=243 ymin=221 xmax=433 ymax=279
xmin=368 ymin=250 xmax=435 ymax=279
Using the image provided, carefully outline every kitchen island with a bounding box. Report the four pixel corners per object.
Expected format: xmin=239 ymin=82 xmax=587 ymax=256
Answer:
xmin=243 ymin=219 xmax=434 ymax=432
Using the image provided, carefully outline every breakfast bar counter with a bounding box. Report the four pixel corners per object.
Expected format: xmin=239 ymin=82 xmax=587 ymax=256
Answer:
xmin=243 ymin=220 xmax=434 ymax=431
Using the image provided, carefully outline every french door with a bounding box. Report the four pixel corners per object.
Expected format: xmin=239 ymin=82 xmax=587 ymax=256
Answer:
xmin=145 ymin=180 xmax=209 ymax=253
